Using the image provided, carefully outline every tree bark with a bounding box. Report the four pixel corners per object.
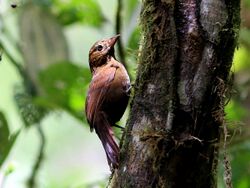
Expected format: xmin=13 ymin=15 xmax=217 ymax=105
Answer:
xmin=110 ymin=0 xmax=240 ymax=187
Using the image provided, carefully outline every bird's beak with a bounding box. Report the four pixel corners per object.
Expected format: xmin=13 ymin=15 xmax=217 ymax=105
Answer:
xmin=107 ymin=34 xmax=120 ymax=48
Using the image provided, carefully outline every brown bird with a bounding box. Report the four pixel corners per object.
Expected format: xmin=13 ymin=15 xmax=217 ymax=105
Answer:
xmin=85 ymin=35 xmax=130 ymax=169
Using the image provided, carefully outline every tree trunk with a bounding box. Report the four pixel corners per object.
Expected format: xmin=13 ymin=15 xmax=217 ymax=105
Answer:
xmin=110 ymin=0 xmax=240 ymax=187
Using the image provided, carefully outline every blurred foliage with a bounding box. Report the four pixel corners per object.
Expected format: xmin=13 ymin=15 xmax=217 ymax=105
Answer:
xmin=127 ymin=26 xmax=141 ymax=51
xmin=240 ymin=28 xmax=250 ymax=47
xmin=51 ymin=0 xmax=105 ymax=26
xmin=225 ymin=100 xmax=248 ymax=122
xmin=244 ymin=0 xmax=250 ymax=7
xmin=38 ymin=62 xmax=91 ymax=120
xmin=232 ymin=46 xmax=250 ymax=72
xmin=19 ymin=3 xmax=69 ymax=85
xmin=124 ymin=0 xmax=139 ymax=22
xmin=230 ymin=141 xmax=250 ymax=188
xmin=0 ymin=112 xmax=19 ymax=168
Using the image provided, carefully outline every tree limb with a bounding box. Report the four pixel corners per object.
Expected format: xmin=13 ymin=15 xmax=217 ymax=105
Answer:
xmin=27 ymin=123 xmax=46 ymax=188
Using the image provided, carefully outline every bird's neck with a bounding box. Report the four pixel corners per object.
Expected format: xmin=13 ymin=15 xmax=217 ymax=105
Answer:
xmin=107 ymin=55 xmax=116 ymax=62
xmin=92 ymin=56 xmax=117 ymax=74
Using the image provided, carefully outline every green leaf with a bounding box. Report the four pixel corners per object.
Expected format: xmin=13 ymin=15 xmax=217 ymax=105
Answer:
xmin=0 ymin=112 xmax=19 ymax=168
xmin=225 ymin=100 xmax=248 ymax=121
xmin=52 ymin=0 xmax=105 ymax=26
xmin=38 ymin=62 xmax=91 ymax=120
xmin=237 ymin=178 xmax=250 ymax=188
xmin=230 ymin=141 xmax=250 ymax=187
xmin=232 ymin=45 xmax=250 ymax=72
xmin=127 ymin=26 xmax=141 ymax=51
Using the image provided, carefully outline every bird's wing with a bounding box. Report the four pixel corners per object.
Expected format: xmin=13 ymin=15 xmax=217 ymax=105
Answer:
xmin=85 ymin=66 xmax=117 ymax=131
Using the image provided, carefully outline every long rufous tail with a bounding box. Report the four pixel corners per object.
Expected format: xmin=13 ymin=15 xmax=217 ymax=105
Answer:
xmin=95 ymin=113 xmax=119 ymax=169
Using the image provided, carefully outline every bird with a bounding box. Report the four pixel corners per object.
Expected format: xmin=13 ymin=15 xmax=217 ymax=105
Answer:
xmin=85 ymin=34 xmax=131 ymax=169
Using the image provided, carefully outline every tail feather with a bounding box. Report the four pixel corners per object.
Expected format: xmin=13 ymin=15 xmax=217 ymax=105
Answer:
xmin=95 ymin=113 xmax=119 ymax=169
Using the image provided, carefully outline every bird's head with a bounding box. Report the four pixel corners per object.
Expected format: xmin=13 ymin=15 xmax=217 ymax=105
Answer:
xmin=89 ymin=34 xmax=120 ymax=73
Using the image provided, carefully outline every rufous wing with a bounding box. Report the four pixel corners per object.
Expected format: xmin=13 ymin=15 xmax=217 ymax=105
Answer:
xmin=85 ymin=66 xmax=117 ymax=130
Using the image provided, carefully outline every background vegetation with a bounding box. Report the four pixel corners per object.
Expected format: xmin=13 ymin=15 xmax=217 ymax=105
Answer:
xmin=0 ymin=0 xmax=249 ymax=187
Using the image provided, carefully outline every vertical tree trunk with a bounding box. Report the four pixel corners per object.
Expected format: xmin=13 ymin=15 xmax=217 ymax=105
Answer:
xmin=110 ymin=0 xmax=240 ymax=187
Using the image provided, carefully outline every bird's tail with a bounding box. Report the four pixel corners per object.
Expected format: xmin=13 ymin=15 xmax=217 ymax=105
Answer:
xmin=95 ymin=114 xmax=119 ymax=169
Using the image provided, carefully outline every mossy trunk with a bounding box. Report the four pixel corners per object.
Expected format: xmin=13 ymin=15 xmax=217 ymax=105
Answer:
xmin=110 ymin=0 xmax=240 ymax=187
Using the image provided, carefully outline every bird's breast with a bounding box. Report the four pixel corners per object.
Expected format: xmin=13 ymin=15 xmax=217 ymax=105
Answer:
xmin=101 ymin=62 xmax=130 ymax=123
xmin=107 ymin=64 xmax=130 ymax=101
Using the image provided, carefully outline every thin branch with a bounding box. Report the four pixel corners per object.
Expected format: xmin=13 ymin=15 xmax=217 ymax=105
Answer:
xmin=0 ymin=42 xmax=23 ymax=72
xmin=115 ymin=0 xmax=127 ymax=69
xmin=0 ymin=15 xmax=22 ymax=52
xmin=0 ymin=15 xmax=25 ymax=78
xmin=0 ymin=41 xmax=37 ymax=95
xmin=27 ymin=123 xmax=46 ymax=188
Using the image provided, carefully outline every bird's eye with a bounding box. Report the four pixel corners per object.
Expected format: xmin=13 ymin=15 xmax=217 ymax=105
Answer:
xmin=96 ymin=45 xmax=103 ymax=51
